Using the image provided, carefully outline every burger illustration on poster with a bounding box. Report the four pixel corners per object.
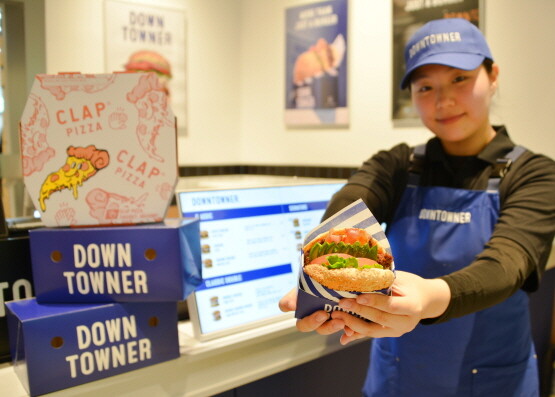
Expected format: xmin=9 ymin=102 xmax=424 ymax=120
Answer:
xmin=104 ymin=0 xmax=187 ymax=135
xmin=124 ymin=50 xmax=173 ymax=96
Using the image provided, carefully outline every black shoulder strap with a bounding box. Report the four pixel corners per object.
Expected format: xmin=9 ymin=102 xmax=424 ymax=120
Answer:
xmin=408 ymin=144 xmax=527 ymax=191
xmin=487 ymin=145 xmax=527 ymax=192
xmin=407 ymin=144 xmax=426 ymax=186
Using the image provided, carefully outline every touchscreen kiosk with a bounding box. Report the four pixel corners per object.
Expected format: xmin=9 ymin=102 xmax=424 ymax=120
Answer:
xmin=176 ymin=175 xmax=344 ymax=341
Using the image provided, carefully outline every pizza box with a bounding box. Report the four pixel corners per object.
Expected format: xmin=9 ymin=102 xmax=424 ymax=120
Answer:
xmin=0 ymin=236 xmax=35 ymax=363
xmin=295 ymin=200 xmax=394 ymax=321
xmin=6 ymin=298 xmax=179 ymax=396
xmin=19 ymin=72 xmax=178 ymax=227
xmin=29 ymin=218 xmax=202 ymax=303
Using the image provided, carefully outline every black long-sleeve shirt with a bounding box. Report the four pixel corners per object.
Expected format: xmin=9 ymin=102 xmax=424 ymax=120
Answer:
xmin=323 ymin=126 xmax=555 ymax=323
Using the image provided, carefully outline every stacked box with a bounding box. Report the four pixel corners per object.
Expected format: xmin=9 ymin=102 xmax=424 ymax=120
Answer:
xmin=6 ymin=219 xmax=201 ymax=396
xmin=6 ymin=299 xmax=179 ymax=396
xmin=5 ymin=72 xmax=203 ymax=396
xmin=29 ymin=218 xmax=201 ymax=303
xmin=19 ymin=72 xmax=178 ymax=227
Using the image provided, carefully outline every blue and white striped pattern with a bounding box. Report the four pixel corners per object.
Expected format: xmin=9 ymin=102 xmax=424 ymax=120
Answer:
xmin=299 ymin=199 xmax=395 ymax=301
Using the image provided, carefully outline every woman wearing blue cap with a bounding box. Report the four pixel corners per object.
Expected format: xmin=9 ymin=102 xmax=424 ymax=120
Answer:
xmin=280 ymin=18 xmax=555 ymax=396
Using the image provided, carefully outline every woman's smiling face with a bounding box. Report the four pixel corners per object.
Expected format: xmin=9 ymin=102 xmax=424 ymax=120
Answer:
xmin=410 ymin=63 xmax=499 ymax=155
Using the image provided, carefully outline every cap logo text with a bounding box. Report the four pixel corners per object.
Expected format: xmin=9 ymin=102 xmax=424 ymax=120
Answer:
xmin=409 ymin=31 xmax=462 ymax=59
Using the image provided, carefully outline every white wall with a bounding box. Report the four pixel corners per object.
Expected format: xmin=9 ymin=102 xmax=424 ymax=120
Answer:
xmin=485 ymin=0 xmax=555 ymax=159
xmin=27 ymin=0 xmax=555 ymax=167
xmin=41 ymin=0 xmax=242 ymax=166
xmin=238 ymin=0 xmax=555 ymax=166
xmin=238 ymin=0 xmax=430 ymax=168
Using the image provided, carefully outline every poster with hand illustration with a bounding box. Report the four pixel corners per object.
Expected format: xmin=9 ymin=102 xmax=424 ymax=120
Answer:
xmin=285 ymin=0 xmax=348 ymax=127
xmin=104 ymin=0 xmax=187 ymax=135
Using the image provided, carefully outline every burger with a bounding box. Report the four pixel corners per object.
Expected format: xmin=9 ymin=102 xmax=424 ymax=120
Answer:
xmin=303 ymin=227 xmax=395 ymax=292
xmin=124 ymin=50 xmax=172 ymax=78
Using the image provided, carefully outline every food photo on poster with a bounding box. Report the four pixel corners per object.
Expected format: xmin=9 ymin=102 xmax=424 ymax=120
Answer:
xmin=285 ymin=0 xmax=348 ymax=127
xmin=104 ymin=0 xmax=187 ymax=135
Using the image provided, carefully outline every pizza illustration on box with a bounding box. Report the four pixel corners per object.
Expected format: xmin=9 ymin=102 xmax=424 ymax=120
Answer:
xmin=39 ymin=145 xmax=109 ymax=212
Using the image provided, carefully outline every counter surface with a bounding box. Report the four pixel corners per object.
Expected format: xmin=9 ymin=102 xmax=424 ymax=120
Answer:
xmin=0 ymin=316 xmax=363 ymax=397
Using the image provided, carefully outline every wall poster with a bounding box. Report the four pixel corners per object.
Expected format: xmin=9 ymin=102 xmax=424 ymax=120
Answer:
xmin=392 ymin=0 xmax=481 ymax=124
xmin=285 ymin=0 xmax=348 ymax=127
xmin=104 ymin=0 xmax=187 ymax=136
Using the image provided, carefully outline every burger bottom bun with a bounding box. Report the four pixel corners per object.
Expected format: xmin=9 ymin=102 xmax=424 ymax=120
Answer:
xmin=304 ymin=264 xmax=395 ymax=292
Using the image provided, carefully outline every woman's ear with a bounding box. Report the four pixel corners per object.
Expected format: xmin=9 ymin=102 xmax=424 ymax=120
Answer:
xmin=490 ymin=63 xmax=500 ymax=94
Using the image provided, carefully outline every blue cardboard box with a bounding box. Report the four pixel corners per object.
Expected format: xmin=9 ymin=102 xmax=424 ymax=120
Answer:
xmin=6 ymin=298 xmax=180 ymax=396
xmin=29 ymin=218 xmax=202 ymax=303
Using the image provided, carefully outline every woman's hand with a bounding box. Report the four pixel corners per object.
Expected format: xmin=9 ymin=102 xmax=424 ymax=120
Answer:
xmin=278 ymin=271 xmax=450 ymax=342
xmin=331 ymin=270 xmax=451 ymax=345
xmin=278 ymin=288 xmax=347 ymax=335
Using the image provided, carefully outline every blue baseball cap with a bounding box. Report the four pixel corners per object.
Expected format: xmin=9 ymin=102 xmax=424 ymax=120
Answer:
xmin=400 ymin=18 xmax=493 ymax=89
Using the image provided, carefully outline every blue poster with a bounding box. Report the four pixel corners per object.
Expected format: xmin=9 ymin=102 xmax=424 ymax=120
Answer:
xmin=285 ymin=0 xmax=348 ymax=126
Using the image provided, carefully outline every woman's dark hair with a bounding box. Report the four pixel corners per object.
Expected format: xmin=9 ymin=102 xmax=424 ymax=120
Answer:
xmin=482 ymin=58 xmax=494 ymax=74
xmin=406 ymin=58 xmax=495 ymax=91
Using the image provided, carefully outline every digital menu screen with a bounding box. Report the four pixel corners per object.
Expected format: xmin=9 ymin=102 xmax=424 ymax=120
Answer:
xmin=178 ymin=182 xmax=344 ymax=338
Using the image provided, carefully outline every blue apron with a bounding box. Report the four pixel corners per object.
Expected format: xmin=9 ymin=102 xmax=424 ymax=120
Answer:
xmin=363 ymin=145 xmax=538 ymax=397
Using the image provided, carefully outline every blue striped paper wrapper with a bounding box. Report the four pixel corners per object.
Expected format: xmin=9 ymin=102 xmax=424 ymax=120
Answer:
xmin=295 ymin=199 xmax=395 ymax=319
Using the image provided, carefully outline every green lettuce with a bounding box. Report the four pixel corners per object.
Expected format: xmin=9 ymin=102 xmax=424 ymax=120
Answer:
xmin=308 ymin=241 xmax=378 ymax=262
xmin=323 ymin=255 xmax=383 ymax=270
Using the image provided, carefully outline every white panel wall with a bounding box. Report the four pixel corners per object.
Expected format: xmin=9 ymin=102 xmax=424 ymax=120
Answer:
xmin=485 ymin=0 xmax=555 ymax=160
xmin=29 ymin=0 xmax=555 ymax=166
xmin=238 ymin=0 xmax=555 ymax=166
xmin=42 ymin=0 xmax=242 ymax=165
xmin=238 ymin=0 xmax=430 ymax=167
